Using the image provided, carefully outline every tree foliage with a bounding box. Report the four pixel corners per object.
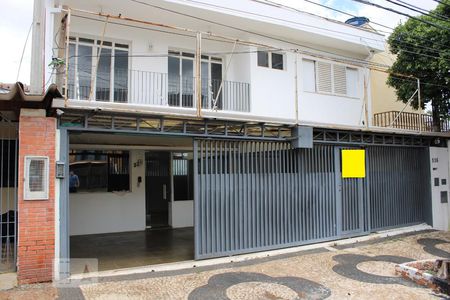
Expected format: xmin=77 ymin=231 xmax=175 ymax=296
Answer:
xmin=387 ymin=0 xmax=450 ymax=130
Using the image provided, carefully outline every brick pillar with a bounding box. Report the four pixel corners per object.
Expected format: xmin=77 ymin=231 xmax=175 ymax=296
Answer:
xmin=17 ymin=109 xmax=56 ymax=284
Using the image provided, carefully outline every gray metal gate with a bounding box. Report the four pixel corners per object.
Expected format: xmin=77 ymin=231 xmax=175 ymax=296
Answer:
xmin=335 ymin=147 xmax=364 ymax=236
xmin=367 ymin=146 xmax=430 ymax=231
xmin=0 ymin=117 xmax=18 ymax=273
xmin=194 ymin=140 xmax=430 ymax=259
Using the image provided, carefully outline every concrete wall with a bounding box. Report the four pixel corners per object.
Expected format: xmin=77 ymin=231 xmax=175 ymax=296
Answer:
xmin=69 ymin=150 xmax=146 ymax=236
xmin=430 ymin=146 xmax=450 ymax=231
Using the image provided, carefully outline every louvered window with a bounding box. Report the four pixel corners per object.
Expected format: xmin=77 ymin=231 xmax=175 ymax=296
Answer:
xmin=303 ymin=59 xmax=359 ymax=98
xmin=333 ymin=65 xmax=347 ymax=95
xmin=24 ymin=156 xmax=49 ymax=200
xmin=316 ymin=62 xmax=332 ymax=93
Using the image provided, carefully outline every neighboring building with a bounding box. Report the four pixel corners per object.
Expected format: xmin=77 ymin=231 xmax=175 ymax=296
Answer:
xmin=0 ymin=0 xmax=448 ymax=284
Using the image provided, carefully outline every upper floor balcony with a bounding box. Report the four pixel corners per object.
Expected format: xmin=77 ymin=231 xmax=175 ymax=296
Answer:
xmin=65 ymin=44 xmax=250 ymax=115
xmin=373 ymin=111 xmax=450 ymax=133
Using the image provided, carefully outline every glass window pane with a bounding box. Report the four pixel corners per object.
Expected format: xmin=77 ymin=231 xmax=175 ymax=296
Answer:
xmin=181 ymin=59 xmax=194 ymax=107
xmin=201 ymin=62 xmax=209 ymax=109
xmin=114 ymin=49 xmax=128 ymax=103
xmin=257 ymin=51 xmax=269 ymax=67
xmin=271 ymin=53 xmax=284 ymax=70
xmin=29 ymin=160 xmax=44 ymax=192
xmin=211 ymin=63 xmax=222 ymax=109
xmin=346 ymin=68 xmax=359 ymax=98
xmin=77 ymin=45 xmax=92 ymax=100
xmin=168 ymin=56 xmax=180 ymax=106
xmin=96 ymin=48 xmax=111 ymax=101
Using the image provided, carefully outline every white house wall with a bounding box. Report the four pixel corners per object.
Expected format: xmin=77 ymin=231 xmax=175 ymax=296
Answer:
xmin=69 ymin=150 xmax=146 ymax=236
xmin=51 ymin=6 xmax=374 ymax=128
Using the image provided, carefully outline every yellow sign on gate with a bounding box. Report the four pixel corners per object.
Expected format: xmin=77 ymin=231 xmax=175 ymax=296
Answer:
xmin=341 ymin=149 xmax=366 ymax=178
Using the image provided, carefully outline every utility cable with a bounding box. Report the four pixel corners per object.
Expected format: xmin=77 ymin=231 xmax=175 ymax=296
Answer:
xmin=351 ymin=0 xmax=450 ymax=30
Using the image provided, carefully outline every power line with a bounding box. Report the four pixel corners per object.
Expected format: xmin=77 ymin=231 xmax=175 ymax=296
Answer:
xmin=72 ymin=8 xmax=449 ymax=71
xmin=392 ymin=0 xmax=449 ymax=21
xmin=290 ymin=0 xmax=449 ymax=49
xmin=127 ymin=0 xmax=450 ymax=67
xmin=384 ymin=0 xmax=448 ymax=22
xmin=351 ymin=0 xmax=450 ymax=30
xmin=67 ymin=6 xmax=449 ymax=89
xmin=431 ymin=0 xmax=450 ymax=9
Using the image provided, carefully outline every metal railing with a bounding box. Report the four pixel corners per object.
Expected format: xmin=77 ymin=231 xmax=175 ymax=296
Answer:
xmin=373 ymin=111 xmax=450 ymax=132
xmin=67 ymin=70 xmax=251 ymax=113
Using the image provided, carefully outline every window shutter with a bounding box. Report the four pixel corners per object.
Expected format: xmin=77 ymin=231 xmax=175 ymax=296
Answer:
xmin=316 ymin=62 xmax=332 ymax=93
xmin=333 ymin=64 xmax=347 ymax=95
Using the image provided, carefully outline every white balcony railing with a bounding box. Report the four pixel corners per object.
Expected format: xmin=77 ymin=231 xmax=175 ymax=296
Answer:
xmin=67 ymin=70 xmax=250 ymax=113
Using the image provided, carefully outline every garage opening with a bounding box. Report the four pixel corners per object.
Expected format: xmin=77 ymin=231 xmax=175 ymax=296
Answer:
xmin=68 ymin=133 xmax=194 ymax=271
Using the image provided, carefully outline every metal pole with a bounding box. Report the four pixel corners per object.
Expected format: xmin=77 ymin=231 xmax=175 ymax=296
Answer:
xmin=196 ymin=32 xmax=202 ymax=117
xmin=63 ymin=9 xmax=71 ymax=103
xmin=418 ymin=78 xmax=422 ymax=133
xmin=294 ymin=52 xmax=299 ymax=124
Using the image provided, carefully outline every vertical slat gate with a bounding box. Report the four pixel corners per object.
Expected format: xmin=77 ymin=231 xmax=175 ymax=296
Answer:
xmin=0 ymin=119 xmax=18 ymax=273
xmin=367 ymin=146 xmax=430 ymax=230
xmin=194 ymin=140 xmax=431 ymax=259
xmin=194 ymin=140 xmax=338 ymax=259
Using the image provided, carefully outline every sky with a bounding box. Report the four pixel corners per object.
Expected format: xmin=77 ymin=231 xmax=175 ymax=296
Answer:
xmin=0 ymin=0 xmax=439 ymax=85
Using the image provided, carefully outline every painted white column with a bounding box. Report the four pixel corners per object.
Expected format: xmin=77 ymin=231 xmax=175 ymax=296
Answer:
xmin=430 ymin=146 xmax=450 ymax=231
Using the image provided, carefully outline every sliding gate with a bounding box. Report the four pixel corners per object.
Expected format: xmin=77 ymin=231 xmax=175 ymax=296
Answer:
xmin=194 ymin=139 xmax=430 ymax=259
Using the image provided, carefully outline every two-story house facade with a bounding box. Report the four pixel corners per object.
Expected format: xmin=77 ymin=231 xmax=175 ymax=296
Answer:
xmin=2 ymin=0 xmax=448 ymax=284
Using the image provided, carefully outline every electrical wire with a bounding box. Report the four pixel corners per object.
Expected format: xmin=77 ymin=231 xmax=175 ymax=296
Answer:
xmin=69 ymin=11 xmax=450 ymax=75
xmin=432 ymin=0 xmax=450 ymax=9
xmin=384 ymin=0 xmax=449 ymax=22
xmin=260 ymin=0 xmax=449 ymax=52
xmin=392 ymin=0 xmax=449 ymax=21
xmin=16 ymin=22 xmax=33 ymax=82
xmin=351 ymin=0 xmax=450 ymax=30
xmin=65 ymin=5 xmax=450 ymax=90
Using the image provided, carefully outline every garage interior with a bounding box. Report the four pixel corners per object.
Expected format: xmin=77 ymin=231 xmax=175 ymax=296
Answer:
xmin=68 ymin=133 xmax=195 ymax=271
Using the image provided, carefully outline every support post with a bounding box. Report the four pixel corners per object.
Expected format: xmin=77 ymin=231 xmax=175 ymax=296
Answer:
xmin=418 ymin=78 xmax=422 ymax=133
xmin=63 ymin=9 xmax=71 ymax=102
xmin=195 ymin=32 xmax=202 ymax=117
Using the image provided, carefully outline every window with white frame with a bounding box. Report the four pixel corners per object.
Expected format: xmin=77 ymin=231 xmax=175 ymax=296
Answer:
xmin=257 ymin=50 xmax=285 ymax=70
xmin=302 ymin=59 xmax=359 ymax=98
xmin=24 ymin=156 xmax=49 ymax=200
xmin=168 ymin=50 xmax=223 ymax=109
xmin=67 ymin=36 xmax=130 ymax=102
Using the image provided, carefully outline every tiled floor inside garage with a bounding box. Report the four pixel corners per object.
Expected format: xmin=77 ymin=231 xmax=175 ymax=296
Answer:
xmin=70 ymin=227 xmax=194 ymax=271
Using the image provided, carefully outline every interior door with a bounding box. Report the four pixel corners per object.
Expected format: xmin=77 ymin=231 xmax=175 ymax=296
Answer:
xmin=145 ymin=152 xmax=171 ymax=228
xmin=335 ymin=147 xmax=364 ymax=236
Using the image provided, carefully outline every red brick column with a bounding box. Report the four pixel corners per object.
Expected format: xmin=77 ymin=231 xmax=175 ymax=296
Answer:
xmin=17 ymin=111 xmax=56 ymax=284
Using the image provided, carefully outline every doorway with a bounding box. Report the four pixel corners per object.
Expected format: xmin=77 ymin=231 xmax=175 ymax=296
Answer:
xmin=145 ymin=152 xmax=171 ymax=228
xmin=335 ymin=147 xmax=365 ymax=236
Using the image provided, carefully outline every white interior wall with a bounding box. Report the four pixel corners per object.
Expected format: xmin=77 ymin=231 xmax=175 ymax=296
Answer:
xmin=430 ymin=147 xmax=450 ymax=231
xmin=170 ymin=200 xmax=194 ymax=228
xmin=70 ymin=150 xmax=146 ymax=236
